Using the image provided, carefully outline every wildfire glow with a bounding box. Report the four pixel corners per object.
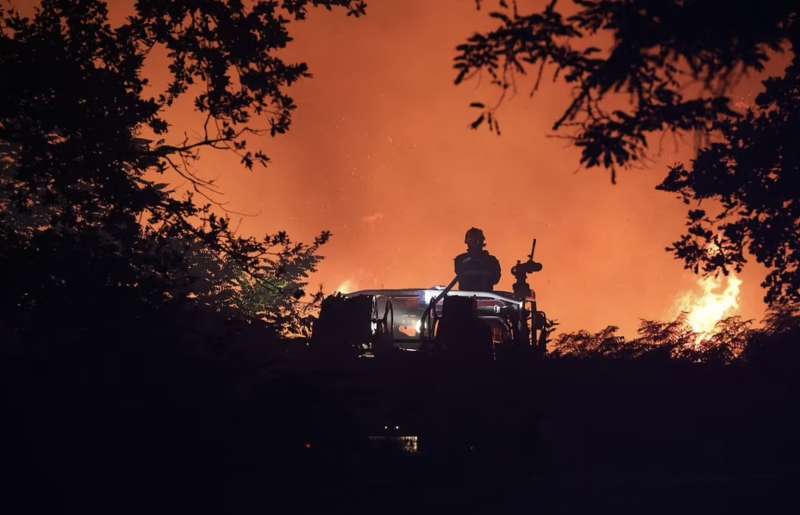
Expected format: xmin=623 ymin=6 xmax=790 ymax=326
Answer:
xmin=676 ymin=273 xmax=742 ymax=338
xmin=336 ymin=280 xmax=355 ymax=294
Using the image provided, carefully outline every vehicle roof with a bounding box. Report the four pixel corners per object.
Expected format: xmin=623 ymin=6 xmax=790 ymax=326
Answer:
xmin=344 ymin=288 xmax=522 ymax=306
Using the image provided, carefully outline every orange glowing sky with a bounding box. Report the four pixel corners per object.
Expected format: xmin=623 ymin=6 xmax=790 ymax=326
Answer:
xmin=88 ymin=1 xmax=779 ymax=334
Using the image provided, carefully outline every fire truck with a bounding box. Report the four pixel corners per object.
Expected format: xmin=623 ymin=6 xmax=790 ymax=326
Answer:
xmin=312 ymin=240 xmax=551 ymax=359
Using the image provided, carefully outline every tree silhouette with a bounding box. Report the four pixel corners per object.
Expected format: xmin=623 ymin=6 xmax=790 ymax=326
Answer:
xmin=228 ymin=231 xmax=331 ymax=336
xmin=456 ymin=0 xmax=798 ymax=305
xmin=658 ymin=54 xmax=800 ymax=306
xmin=0 ymin=0 xmax=365 ymax=335
xmin=763 ymin=299 xmax=800 ymax=335
xmin=550 ymin=314 xmax=757 ymax=365
xmin=549 ymin=325 xmax=628 ymax=359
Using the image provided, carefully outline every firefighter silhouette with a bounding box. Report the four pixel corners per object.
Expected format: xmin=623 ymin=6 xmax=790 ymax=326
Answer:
xmin=454 ymin=227 xmax=501 ymax=291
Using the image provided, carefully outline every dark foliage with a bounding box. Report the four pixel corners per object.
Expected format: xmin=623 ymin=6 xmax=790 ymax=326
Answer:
xmin=658 ymin=54 xmax=800 ymax=306
xmin=457 ymin=0 xmax=799 ymax=306
xmin=5 ymin=314 xmax=800 ymax=514
xmin=1 ymin=4 xmax=370 ymax=511
xmin=549 ymin=306 xmax=800 ymax=366
xmin=0 ymin=0 xmax=365 ymax=336
xmin=458 ymin=0 xmax=795 ymax=173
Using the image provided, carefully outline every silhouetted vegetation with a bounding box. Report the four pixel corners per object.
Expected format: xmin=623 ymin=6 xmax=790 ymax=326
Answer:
xmin=0 ymin=0 xmax=367 ymax=338
xmin=551 ymin=302 xmax=800 ymax=365
xmin=458 ymin=0 xmax=799 ymax=306
xmin=0 ymin=1 xmax=366 ymax=512
xmin=550 ymin=314 xmax=753 ymax=364
xmin=658 ymin=54 xmax=800 ymax=306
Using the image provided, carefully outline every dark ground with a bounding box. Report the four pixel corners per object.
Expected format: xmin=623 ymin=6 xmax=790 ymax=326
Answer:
xmin=3 ymin=331 xmax=799 ymax=514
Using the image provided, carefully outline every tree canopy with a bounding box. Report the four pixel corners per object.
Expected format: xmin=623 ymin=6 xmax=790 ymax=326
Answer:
xmin=658 ymin=55 xmax=800 ymax=306
xmin=0 ymin=0 xmax=365 ymax=337
xmin=456 ymin=0 xmax=799 ymax=306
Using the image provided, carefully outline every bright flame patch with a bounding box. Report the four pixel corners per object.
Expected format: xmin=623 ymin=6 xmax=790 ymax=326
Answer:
xmin=337 ymin=280 xmax=355 ymax=294
xmin=676 ymin=273 xmax=742 ymax=339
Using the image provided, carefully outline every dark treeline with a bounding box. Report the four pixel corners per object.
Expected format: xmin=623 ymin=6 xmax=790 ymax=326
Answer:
xmin=3 ymin=310 xmax=800 ymax=514
xmin=550 ymin=303 xmax=800 ymax=365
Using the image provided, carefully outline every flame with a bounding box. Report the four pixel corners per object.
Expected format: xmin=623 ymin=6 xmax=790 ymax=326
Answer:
xmin=676 ymin=273 xmax=742 ymax=338
xmin=336 ymin=279 xmax=355 ymax=294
